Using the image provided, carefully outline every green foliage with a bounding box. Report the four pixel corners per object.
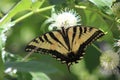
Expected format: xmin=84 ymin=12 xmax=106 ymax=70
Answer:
xmin=30 ymin=72 xmax=51 ymax=80
xmin=89 ymin=0 xmax=113 ymax=8
xmin=0 ymin=0 xmax=120 ymax=80
xmin=0 ymin=53 xmax=4 ymax=80
xmin=5 ymin=60 xmax=58 ymax=73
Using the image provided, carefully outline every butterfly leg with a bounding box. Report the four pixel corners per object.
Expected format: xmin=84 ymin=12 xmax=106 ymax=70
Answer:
xmin=66 ymin=62 xmax=72 ymax=73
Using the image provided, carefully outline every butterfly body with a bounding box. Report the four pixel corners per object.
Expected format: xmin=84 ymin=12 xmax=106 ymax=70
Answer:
xmin=25 ymin=25 xmax=104 ymax=71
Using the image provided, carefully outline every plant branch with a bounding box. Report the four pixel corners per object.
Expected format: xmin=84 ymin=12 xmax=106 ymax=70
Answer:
xmin=75 ymin=5 xmax=113 ymax=21
xmin=14 ymin=6 xmax=54 ymax=24
xmin=92 ymin=44 xmax=103 ymax=54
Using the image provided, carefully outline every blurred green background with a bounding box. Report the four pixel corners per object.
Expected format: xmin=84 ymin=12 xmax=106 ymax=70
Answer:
xmin=0 ymin=0 xmax=120 ymax=80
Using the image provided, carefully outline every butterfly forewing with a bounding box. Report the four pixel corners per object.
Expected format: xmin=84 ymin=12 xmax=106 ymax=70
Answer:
xmin=26 ymin=31 xmax=69 ymax=54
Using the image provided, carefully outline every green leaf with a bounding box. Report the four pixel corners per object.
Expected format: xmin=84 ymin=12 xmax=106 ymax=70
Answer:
xmin=89 ymin=0 xmax=113 ymax=8
xmin=48 ymin=0 xmax=66 ymax=5
xmin=0 ymin=25 xmax=5 ymax=80
xmin=83 ymin=9 xmax=113 ymax=43
xmin=0 ymin=51 xmax=4 ymax=80
xmin=5 ymin=61 xmax=58 ymax=73
xmin=0 ymin=28 xmax=3 ymax=33
xmin=88 ymin=0 xmax=113 ymax=14
xmin=31 ymin=0 xmax=45 ymax=10
xmin=30 ymin=72 xmax=51 ymax=80
xmin=0 ymin=21 xmax=15 ymax=29
xmin=0 ymin=0 xmax=32 ymax=26
xmin=13 ymin=5 xmax=54 ymax=24
xmin=84 ymin=45 xmax=101 ymax=72
xmin=17 ymin=72 xmax=32 ymax=80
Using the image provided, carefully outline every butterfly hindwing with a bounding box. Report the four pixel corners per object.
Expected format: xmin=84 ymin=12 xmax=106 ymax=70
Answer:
xmin=25 ymin=25 xmax=104 ymax=70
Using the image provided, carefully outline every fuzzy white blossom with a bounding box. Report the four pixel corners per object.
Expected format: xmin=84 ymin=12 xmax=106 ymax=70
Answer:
xmin=99 ymin=43 xmax=120 ymax=76
xmin=100 ymin=50 xmax=119 ymax=71
xmin=111 ymin=2 xmax=120 ymax=17
xmin=0 ymin=22 xmax=15 ymax=43
xmin=0 ymin=21 xmax=15 ymax=63
xmin=114 ymin=39 xmax=120 ymax=47
xmin=47 ymin=8 xmax=81 ymax=30
xmin=0 ymin=33 xmax=7 ymax=43
xmin=5 ymin=67 xmax=17 ymax=76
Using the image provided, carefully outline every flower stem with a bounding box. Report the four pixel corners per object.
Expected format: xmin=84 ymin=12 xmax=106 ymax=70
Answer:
xmin=92 ymin=44 xmax=103 ymax=54
xmin=22 ymin=52 xmax=33 ymax=61
xmin=75 ymin=5 xmax=113 ymax=21
xmin=14 ymin=6 xmax=54 ymax=24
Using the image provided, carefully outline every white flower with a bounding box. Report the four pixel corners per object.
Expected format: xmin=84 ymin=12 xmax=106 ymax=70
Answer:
xmin=111 ymin=2 xmax=120 ymax=17
xmin=0 ymin=22 xmax=15 ymax=63
xmin=47 ymin=8 xmax=81 ymax=30
xmin=0 ymin=22 xmax=15 ymax=43
xmin=99 ymin=43 xmax=120 ymax=76
xmin=5 ymin=67 xmax=17 ymax=76
xmin=100 ymin=50 xmax=119 ymax=71
xmin=114 ymin=39 xmax=120 ymax=47
xmin=1 ymin=48 xmax=6 ymax=62
xmin=1 ymin=48 xmax=15 ymax=62
xmin=0 ymin=33 xmax=7 ymax=43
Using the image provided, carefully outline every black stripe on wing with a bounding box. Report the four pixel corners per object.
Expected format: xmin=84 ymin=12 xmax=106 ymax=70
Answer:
xmin=77 ymin=30 xmax=104 ymax=57
xmin=83 ymin=27 xmax=87 ymax=33
xmin=85 ymin=30 xmax=104 ymax=45
xmin=35 ymin=47 xmax=81 ymax=64
xmin=39 ymin=36 xmax=44 ymax=42
xmin=33 ymin=39 xmax=39 ymax=43
xmin=25 ymin=45 xmax=37 ymax=52
xmin=79 ymin=27 xmax=82 ymax=38
xmin=43 ymin=34 xmax=52 ymax=44
xmin=49 ymin=31 xmax=68 ymax=50
xmin=61 ymin=28 xmax=71 ymax=51
xmin=70 ymin=26 xmax=77 ymax=44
